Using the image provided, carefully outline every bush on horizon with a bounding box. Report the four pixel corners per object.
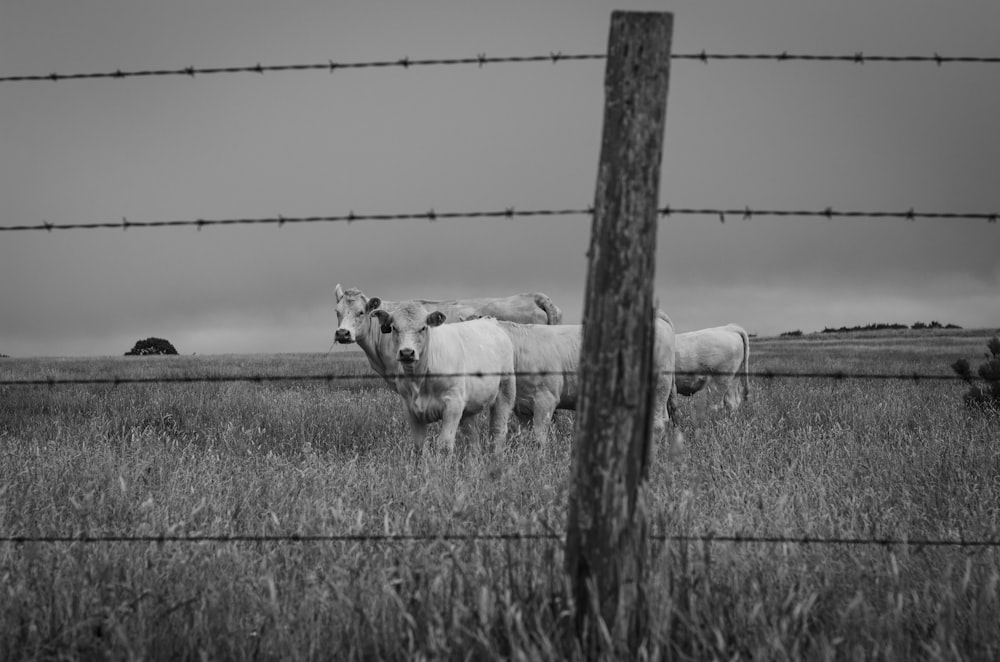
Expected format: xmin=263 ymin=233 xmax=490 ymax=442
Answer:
xmin=125 ymin=337 xmax=178 ymax=356
xmin=952 ymin=334 xmax=1000 ymax=411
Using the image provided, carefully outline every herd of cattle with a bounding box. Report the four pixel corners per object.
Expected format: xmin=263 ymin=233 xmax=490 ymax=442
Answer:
xmin=334 ymin=284 xmax=750 ymax=453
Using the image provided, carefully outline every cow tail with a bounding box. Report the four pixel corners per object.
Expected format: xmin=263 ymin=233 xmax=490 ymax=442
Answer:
xmin=533 ymin=293 xmax=563 ymax=325
xmin=739 ymin=326 xmax=751 ymax=403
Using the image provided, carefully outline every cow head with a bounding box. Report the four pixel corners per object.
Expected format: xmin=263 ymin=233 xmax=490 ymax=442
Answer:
xmin=334 ymin=284 xmax=379 ymax=344
xmin=371 ymin=304 xmax=447 ymax=369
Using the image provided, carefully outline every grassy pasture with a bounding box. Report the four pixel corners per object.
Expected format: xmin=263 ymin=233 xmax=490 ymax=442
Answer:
xmin=1 ymin=330 xmax=998 ymax=660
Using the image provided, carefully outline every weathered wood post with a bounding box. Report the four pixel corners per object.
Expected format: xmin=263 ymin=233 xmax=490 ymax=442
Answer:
xmin=564 ymin=10 xmax=673 ymax=657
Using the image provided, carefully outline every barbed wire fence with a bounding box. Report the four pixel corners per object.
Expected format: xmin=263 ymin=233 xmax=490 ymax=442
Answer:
xmin=3 ymin=532 xmax=999 ymax=549
xmin=0 ymin=369 xmax=978 ymax=388
xmin=1 ymin=205 xmax=997 ymax=233
xmin=2 ymin=44 xmax=998 ymax=554
xmin=2 ymin=50 xmax=1000 ymax=84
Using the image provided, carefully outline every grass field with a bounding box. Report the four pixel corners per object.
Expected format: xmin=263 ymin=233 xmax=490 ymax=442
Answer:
xmin=1 ymin=329 xmax=998 ymax=660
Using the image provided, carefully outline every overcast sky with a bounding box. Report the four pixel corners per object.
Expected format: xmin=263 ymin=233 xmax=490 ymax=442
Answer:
xmin=1 ymin=1 xmax=997 ymax=357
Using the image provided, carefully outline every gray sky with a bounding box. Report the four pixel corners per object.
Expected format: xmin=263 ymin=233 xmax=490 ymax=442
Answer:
xmin=1 ymin=0 xmax=997 ymax=357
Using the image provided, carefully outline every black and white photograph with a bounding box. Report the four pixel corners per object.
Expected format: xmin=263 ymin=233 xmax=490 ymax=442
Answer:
xmin=2 ymin=1 xmax=998 ymax=658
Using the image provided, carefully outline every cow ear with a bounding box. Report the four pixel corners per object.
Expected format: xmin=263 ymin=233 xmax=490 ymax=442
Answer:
xmin=335 ymin=283 xmax=344 ymax=301
xmin=371 ymin=309 xmax=392 ymax=333
xmin=365 ymin=297 xmax=382 ymax=314
xmin=427 ymin=311 xmax=447 ymax=327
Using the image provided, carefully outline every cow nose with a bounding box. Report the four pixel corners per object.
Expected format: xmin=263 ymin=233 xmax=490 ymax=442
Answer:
xmin=398 ymin=348 xmax=415 ymax=362
xmin=334 ymin=328 xmax=351 ymax=343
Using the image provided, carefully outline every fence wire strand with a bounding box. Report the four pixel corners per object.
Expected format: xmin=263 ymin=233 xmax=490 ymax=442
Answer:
xmin=1 ymin=205 xmax=996 ymax=233
xmin=0 ymin=369 xmax=977 ymax=387
xmin=3 ymin=51 xmax=1000 ymax=83
xmin=2 ymin=532 xmax=998 ymax=549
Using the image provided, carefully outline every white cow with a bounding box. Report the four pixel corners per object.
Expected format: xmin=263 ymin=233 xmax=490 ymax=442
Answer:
xmin=674 ymin=324 xmax=750 ymax=411
xmin=336 ymin=284 xmax=561 ymax=326
xmin=334 ymin=283 xmax=561 ymax=387
xmin=495 ymin=310 xmax=680 ymax=447
xmin=334 ymin=286 xmax=399 ymax=389
xmin=496 ymin=321 xmax=581 ymax=445
xmin=411 ymin=292 xmax=563 ymax=325
xmin=369 ymin=301 xmax=516 ymax=454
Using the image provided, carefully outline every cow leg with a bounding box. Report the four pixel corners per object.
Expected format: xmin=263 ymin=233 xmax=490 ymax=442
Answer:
xmin=405 ymin=411 xmax=428 ymax=456
xmin=458 ymin=414 xmax=482 ymax=454
xmin=530 ymin=392 xmax=558 ymax=446
xmin=667 ymin=386 xmax=682 ymax=426
xmin=723 ymin=380 xmax=743 ymax=411
xmin=489 ymin=374 xmax=515 ymax=450
xmin=437 ymin=400 xmax=465 ymax=453
xmin=705 ymin=379 xmax=724 ymax=412
xmin=651 ymin=392 xmax=667 ymax=441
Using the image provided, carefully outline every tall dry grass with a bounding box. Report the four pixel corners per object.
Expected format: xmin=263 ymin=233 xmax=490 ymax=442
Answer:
xmin=1 ymin=334 xmax=998 ymax=660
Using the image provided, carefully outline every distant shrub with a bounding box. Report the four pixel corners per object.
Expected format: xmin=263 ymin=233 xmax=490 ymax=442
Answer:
xmin=819 ymin=322 xmax=961 ymax=334
xmin=780 ymin=330 xmax=803 ymax=337
xmin=951 ymin=335 xmax=1000 ymax=411
xmin=913 ymin=321 xmax=961 ymax=330
xmin=821 ymin=323 xmax=907 ymax=334
xmin=125 ymin=337 xmax=178 ymax=356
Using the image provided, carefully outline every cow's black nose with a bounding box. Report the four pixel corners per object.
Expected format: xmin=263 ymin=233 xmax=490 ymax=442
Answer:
xmin=398 ymin=348 xmax=415 ymax=362
xmin=334 ymin=329 xmax=351 ymax=343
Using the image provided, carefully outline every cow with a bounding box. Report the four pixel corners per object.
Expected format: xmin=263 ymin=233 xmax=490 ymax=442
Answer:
xmin=336 ymin=284 xmax=561 ymax=326
xmin=334 ymin=283 xmax=560 ymax=386
xmin=407 ymin=292 xmax=561 ymax=325
xmin=495 ymin=310 xmax=680 ymax=448
xmin=334 ymin=285 xmax=400 ymax=389
xmin=674 ymin=323 xmax=750 ymax=411
xmin=369 ymin=301 xmax=516 ymax=454
xmin=495 ymin=321 xmax=581 ymax=445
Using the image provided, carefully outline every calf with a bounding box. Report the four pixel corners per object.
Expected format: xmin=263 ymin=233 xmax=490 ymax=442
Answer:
xmin=370 ymin=302 xmax=516 ymax=453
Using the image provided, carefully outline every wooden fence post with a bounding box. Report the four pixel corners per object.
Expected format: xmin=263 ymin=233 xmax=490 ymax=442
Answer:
xmin=564 ymin=10 xmax=673 ymax=657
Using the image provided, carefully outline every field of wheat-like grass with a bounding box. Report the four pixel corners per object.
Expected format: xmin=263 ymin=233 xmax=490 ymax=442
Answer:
xmin=1 ymin=331 xmax=998 ymax=660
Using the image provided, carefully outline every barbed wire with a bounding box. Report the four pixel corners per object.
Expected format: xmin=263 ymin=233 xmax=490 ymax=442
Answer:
xmin=3 ymin=51 xmax=999 ymax=83
xmin=0 ymin=53 xmax=604 ymax=83
xmin=2 ymin=531 xmax=998 ymax=549
xmin=0 ymin=369 xmax=977 ymax=387
xmin=1 ymin=205 xmax=996 ymax=233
